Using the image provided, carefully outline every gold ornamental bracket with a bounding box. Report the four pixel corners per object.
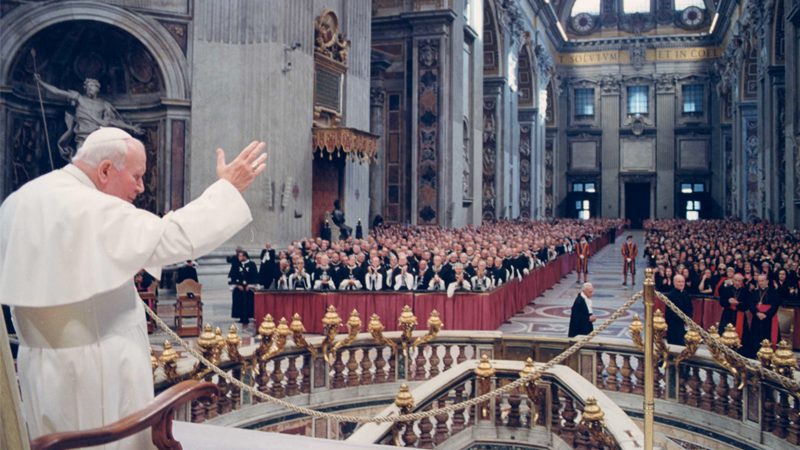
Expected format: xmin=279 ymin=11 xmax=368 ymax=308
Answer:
xmin=312 ymin=126 xmax=379 ymax=164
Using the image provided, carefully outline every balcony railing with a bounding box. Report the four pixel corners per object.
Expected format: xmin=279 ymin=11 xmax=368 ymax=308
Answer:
xmin=151 ymin=325 xmax=798 ymax=449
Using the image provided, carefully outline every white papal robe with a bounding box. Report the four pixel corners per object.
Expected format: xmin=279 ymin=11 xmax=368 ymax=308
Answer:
xmin=0 ymin=164 xmax=252 ymax=449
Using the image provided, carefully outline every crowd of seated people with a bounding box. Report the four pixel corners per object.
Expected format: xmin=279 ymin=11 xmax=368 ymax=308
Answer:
xmin=643 ymin=219 xmax=793 ymax=357
xmin=248 ymin=219 xmax=623 ymax=297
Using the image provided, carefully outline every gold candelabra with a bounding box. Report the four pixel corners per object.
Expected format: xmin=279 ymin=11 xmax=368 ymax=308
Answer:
xmin=319 ymin=305 xmax=361 ymax=364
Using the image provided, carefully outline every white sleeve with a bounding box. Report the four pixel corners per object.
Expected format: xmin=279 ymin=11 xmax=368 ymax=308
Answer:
xmin=143 ymin=180 xmax=251 ymax=276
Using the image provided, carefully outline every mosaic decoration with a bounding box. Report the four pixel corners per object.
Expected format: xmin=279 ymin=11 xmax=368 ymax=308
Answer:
xmin=417 ymin=38 xmax=440 ymax=224
xmin=482 ymin=99 xmax=497 ymax=220
xmin=519 ymin=125 xmax=532 ymax=218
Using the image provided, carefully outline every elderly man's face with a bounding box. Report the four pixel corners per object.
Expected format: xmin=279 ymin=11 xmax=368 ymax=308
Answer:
xmin=102 ymin=141 xmax=146 ymax=203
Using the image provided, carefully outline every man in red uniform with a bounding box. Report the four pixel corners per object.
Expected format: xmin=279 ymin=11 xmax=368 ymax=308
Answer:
xmin=621 ymin=235 xmax=638 ymax=286
xmin=576 ymin=235 xmax=590 ymax=284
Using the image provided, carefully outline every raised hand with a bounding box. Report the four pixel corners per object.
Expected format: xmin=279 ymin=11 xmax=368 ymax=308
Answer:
xmin=216 ymin=140 xmax=267 ymax=192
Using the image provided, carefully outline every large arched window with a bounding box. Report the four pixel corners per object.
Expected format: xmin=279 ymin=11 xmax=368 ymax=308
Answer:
xmin=570 ymin=0 xmax=600 ymax=16
xmin=622 ymin=0 xmax=651 ymax=14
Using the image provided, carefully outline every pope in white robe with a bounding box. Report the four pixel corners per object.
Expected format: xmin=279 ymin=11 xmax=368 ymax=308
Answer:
xmin=0 ymin=127 xmax=267 ymax=449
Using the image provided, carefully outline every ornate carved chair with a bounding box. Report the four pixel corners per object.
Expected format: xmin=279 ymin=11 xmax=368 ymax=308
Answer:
xmin=174 ymin=279 xmax=202 ymax=337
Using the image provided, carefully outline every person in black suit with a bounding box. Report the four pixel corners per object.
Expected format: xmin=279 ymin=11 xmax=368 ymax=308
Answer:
xmin=665 ymin=274 xmax=693 ymax=345
xmin=175 ymin=260 xmax=198 ymax=284
xmin=259 ymin=242 xmax=278 ymax=289
xmin=228 ymin=250 xmax=258 ymax=325
xmin=568 ymin=283 xmax=595 ymax=338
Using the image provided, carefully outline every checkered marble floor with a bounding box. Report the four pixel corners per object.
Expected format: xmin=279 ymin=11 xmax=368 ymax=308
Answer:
xmin=497 ymin=230 xmax=646 ymax=339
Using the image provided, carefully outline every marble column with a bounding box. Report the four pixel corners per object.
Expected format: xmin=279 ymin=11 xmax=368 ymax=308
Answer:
xmin=655 ymin=76 xmax=676 ymax=219
xmin=600 ymin=77 xmax=621 ymax=218
xmin=369 ymin=86 xmax=386 ymax=225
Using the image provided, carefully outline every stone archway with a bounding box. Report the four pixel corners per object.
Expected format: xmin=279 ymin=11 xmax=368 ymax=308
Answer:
xmin=0 ymin=1 xmax=190 ymax=212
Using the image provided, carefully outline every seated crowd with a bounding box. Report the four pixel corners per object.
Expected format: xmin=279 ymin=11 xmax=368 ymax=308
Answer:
xmin=644 ymin=219 xmax=792 ymax=357
xmin=230 ymin=219 xmax=623 ymax=297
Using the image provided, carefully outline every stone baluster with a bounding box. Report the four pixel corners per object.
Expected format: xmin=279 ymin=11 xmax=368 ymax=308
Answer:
xmin=507 ymin=386 xmax=522 ymax=427
xmin=442 ymin=344 xmax=454 ymax=371
xmin=456 ymin=345 xmax=467 ymax=364
xmin=434 ymin=396 xmax=450 ymax=444
xmin=788 ymin=396 xmax=800 ymax=445
xmin=428 ymin=345 xmax=441 ymax=378
xmin=415 ymin=347 xmax=427 ymax=380
xmin=550 ymin=384 xmax=562 ymax=434
xmin=686 ymin=365 xmax=701 ymax=407
xmin=727 ymin=375 xmax=742 ymax=420
xmin=494 ymin=388 xmax=504 ymax=427
xmin=191 ymin=399 xmax=206 ymax=423
xmin=700 ymin=368 xmax=715 ymax=411
xmin=451 ymin=383 xmax=466 ymax=434
xmin=270 ymin=360 xmax=285 ymax=399
xmin=679 ymin=365 xmax=692 ymax=404
xmin=347 ymin=348 xmax=360 ymax=387
xmin=205 ymin=394 xmax=218 ymax=420
xmin=285 ymin=355 xmax=300 ymax=396
xmin=387 ymin=351 xmax=397 ymax=382
xmin=775 ymin=390 xmax=791 ymax=439
xmin=230 ymin=367 xmax=242 ymax=410
xmin=256 ymin=361 xmax=270 ymax=403
xmin=633 ymin=355 xmax=645 ymax=395
xmin=360 ymin=348 xmax=374 ymax=385
xmin=374 ymin=347 xmax=387 ymax=384
xmin=762 ymin=386 xmax=776 ymax=433
xmin=559 ymin=393 xmax=577 ymax=446
xmin=714 ymin=370 xmax=729 ymax=416
xmin=596 ymin=353 xmax=606 ymax=389
xmin=619 ymin=354 xmax=633 ymax=393
xmin=417 ymin=405 xmax=434 ymax=449
xmin=574 ymin=423 xmax=593 ymax=450
xmin=216 ymin=375 xmax=231 ymax=414
xmin=654 ymin=362 xmax=665 ymax=399
xmin=300 ymin=355 xmax=311 ymax=394
xmin=331 ymin=351 xmax=346 ymax=389
xmin=534 ymin=383 xmax=547 ymax=426
xmin=606 ymin=353 xmax=619 ymax=391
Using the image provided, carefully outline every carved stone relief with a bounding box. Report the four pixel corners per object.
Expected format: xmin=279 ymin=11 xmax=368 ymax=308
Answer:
xmin=417 ymin=38 xmax=440 ymax=224
xmin=544 ymin=136 xmax=554 ymax=218
xmin=315 ymin=10 xmax=350 ymax=64
xmin=519 ymin=125 xmax=532 ymax=218
xmin=724 ymin=133 xmax=735 ymax=216
xmin=482 ymin=98 xmax=497 ymax=220
xmin=744 ymin=117 xmax=762 ymax=221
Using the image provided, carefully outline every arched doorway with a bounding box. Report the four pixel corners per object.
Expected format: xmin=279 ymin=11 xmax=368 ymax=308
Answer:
xmin=6 ymin=21 xmax=164 ymax=212
xmin=1 ymin=2 xmax=190 ymax=213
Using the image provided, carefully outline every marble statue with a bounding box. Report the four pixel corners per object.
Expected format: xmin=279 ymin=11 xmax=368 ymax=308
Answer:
xmin=34 ymin=74 xmax=142 ymax=161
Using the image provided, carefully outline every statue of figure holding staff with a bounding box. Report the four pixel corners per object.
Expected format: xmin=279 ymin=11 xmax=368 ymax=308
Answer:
xmin=34 ymin=73 xmax=143 ymax=161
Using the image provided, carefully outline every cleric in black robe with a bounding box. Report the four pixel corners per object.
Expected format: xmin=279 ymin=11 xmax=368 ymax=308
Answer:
xmin=228 ymin=250 xmax=258 ymax=325
xmin=175 ymin=260 xmax=198 ymax=284
xmin=259 ymin=244 xmax=278 ymax=289
xmin=745 ymin=274 xmax=783 ymax=357
xmin=665 ymin=274 xmax=693 ymax=346
xmin=568 ymin=283 xmax=595 ymax=338
xmin=717 ymin=273 xmax=749 ymax=341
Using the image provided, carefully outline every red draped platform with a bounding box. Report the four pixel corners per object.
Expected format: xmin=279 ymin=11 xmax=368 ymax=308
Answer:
xmin=254 ymin=234 xmax=612 ymax=333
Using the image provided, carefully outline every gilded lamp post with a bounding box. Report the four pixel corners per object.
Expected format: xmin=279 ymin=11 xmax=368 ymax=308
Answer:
xmin=643 ymin=268 xmax=655 ymax=450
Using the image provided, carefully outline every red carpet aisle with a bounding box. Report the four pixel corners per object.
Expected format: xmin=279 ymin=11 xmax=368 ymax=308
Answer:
xmin=498 ymin=231 xmax=646 ymax=338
